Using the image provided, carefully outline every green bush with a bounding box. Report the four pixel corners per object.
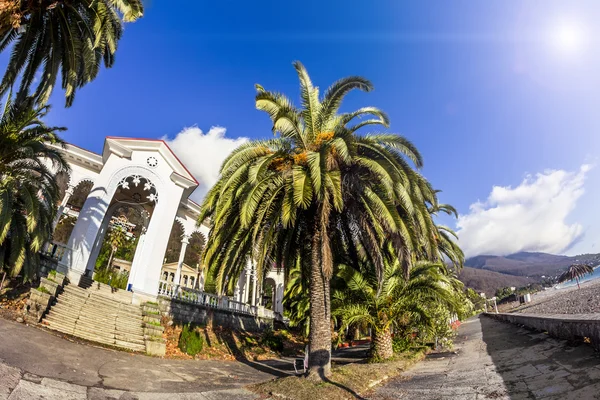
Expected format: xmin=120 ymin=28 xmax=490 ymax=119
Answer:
xmin=94 ymin=268 xmax=129 ymax=290
xmin=392 ymin=336 xmax=413 ymax=354
xmin=178 ymin=325 xmax=204 ymax=356
xmin=261 ymin=328 xmax=284 ymax=352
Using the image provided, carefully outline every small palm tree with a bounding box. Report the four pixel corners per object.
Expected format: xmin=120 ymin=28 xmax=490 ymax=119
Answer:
xmin=106 ymin=226 xmax=126 ymax=270
xmin=558 ymin=264 xmax=594 ymax=289
xmin=0 ymin=0 xmax=143 ymax=106
xmin=0 ymin=96 xmax=69 ymax=284
xmin=333 ymin=261 xmax=460 ymax=361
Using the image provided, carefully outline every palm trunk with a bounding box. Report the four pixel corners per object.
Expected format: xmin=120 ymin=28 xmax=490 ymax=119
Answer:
xmin=307 ymin=226 xmax=332 ymax=381
xmin=107 ymin=247 xmax=115 ymax=270
xmin=0 ymin=271 xmax=6 ymax=293
xmin=372 ymin=327 xmax=394 ymax=361
xmin=577 ymin=276 xmax=580 ymax=289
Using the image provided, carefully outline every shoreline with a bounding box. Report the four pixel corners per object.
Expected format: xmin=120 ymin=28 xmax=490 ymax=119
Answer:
xmin=513 ymin=279 xmax=600 ymax=315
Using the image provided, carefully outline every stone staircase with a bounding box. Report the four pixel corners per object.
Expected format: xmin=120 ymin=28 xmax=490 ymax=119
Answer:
xmin=41 ymin=281 xmax=146 ymax=352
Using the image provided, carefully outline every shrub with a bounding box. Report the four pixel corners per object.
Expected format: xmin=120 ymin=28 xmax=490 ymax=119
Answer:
xmin=392 ymin=336 xmax=413 ymax=354
xmin=178 ymin=325 xmax=204 ymax=356
xmin=261 ymin=327 xmax=284 ymax=352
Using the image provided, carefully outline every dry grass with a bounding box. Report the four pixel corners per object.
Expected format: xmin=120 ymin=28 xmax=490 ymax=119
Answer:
xmin=251 ymin=349 xmax=427 ymax=400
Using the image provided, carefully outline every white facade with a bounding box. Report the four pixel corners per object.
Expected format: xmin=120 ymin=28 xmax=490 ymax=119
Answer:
xmin=47 ymin=137 xmax=284 ymax=316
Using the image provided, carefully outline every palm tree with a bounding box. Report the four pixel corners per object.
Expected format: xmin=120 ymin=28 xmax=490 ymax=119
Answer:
xmin=106 ymin=226 xmax=126 ymax=270
xmin=332 ymin=261 xmax=460 ymax=361
xmin=200 ymin=62 xmax=441 ymax=379
xmin=0 ymin=0 xmax=143 ymax=107
xmin=0 ymin=96 xmax=69 ymax=286
xmin=429 ymin=202 xmax=464 ymax=268
xmin=558 ymin=264 xmax=594 ymax=289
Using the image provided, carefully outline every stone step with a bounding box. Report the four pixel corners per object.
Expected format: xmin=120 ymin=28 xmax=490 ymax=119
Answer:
xmin=63 ymin=286 xmax=135 ymax=308
xmin=75 ymin=317 xmax=143 ymax=335
xmin=58 ymin=295 xmax=142 ymax=316
xmin=72 ymin=324 xmax=145 ymax=345
xmin=43 ymin=317 xmax=75 ymax=335
xmin=46 ymin=313 xmax=144 ymax=341
xmin=42 ymin=282 xmax=147 ymax=353
xmin=48 ymin=305 xmax=143 ymax=330
xmin=54 ymin=300 xmax=141 ymax=320
xmin=73 ymin=330 xmax=145 ymax=352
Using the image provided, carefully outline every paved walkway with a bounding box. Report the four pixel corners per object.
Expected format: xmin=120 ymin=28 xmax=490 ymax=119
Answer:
xmin=373 ymin=315 xmax=600 ymax=399
xmin=0 ymin=318 xmax=285 ymax=399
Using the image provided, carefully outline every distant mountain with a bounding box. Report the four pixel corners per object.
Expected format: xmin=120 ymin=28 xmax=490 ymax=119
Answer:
xmin=464 ymin=251 xmax=600 ymax=279
xmin=458 ymin=267 xmax=534 ymax=297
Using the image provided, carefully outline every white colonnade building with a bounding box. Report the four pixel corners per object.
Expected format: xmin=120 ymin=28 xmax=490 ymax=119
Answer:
xmin=44 ymin=137 xmax=284 ymax=320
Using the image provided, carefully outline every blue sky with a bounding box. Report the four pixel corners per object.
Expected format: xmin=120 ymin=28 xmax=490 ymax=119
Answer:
xmin=3 ymin=1 xmax=599 ymax=257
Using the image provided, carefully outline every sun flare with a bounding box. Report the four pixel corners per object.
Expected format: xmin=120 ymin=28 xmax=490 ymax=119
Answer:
xmin=552 ymin=21 xmax=587 ymax=54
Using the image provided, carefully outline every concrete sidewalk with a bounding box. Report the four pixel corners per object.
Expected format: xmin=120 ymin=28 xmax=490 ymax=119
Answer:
xmin=373 ymin=315 xmax=600 ymax=399
xmin=0 ymin=318 xmax=284 ymax=399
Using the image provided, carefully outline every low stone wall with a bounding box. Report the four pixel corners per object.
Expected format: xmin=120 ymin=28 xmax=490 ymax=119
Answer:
xmin=486 ymin=312 xmax=600 ymax=350
xmin=158 ymin=298 xmax=273 ymax=332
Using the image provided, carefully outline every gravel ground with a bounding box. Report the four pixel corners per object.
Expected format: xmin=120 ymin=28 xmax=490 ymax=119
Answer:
xmin=515 ymin=279 xmax=600 ymax=315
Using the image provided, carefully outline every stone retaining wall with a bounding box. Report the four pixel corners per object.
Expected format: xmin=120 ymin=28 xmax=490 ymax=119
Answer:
xmin=158 ymin=298 xmax=272 ymax=332
xmin=485 ymin=312 xmax=600 ymax=350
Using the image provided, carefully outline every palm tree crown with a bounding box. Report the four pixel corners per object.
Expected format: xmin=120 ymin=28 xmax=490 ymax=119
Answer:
xmin=0 ymin=96 xmax=69 ymax=281
xmin=0 ymin=0 xmax=143 ymax=106
xmin=558 ymin=263 xmax=594 ymax=289
xmin=200 ymin=62 xmax=446 ymax=378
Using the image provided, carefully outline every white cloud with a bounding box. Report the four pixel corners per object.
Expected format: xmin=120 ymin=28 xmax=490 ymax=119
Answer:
xmin=162 ymin=126 xmax=248 ymax=202
xmin=456 ymin=165 xmax=591 ymax=258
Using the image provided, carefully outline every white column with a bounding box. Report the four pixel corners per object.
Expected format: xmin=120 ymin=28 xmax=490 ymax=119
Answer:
xmin=250 ymin=265 xmax=257 ymax=307
xmin=244 ymin=267 xmax=251 ymax=303
xmin=52 ymin=185 xmax=75 ymax=231
xmin=173 ymin=235 xmax=190 ymax=291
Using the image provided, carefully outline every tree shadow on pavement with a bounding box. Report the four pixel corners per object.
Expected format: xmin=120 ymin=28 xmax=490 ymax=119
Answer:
xmin=212 ymin=328 xmax=291 ymax=378
xmin=479 ymin=315 xmax=600 ymax=399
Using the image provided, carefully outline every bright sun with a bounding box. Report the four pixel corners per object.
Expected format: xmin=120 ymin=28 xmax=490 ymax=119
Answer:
xmin=552 ymin=22 xmax=587 ymax=54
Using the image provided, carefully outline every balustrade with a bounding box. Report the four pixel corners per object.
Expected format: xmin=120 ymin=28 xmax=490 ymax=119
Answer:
xmin=157 ymin=280 xmax=275 ymax=319
xmin=41 ymin=242 xmax=71 ymax=261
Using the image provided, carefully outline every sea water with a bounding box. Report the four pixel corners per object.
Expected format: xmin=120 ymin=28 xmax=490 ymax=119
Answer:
xmin=556 ymin=265 xmax=600 ymax=289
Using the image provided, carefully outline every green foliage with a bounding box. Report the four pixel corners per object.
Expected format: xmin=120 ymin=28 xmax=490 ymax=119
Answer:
xmin=495 ymin=286 xmax=514 ymax=301
xmin=392 ymin=335 xmax=413 ymax=354
xmin=0 ymin=0 xmax=144 ymax=107
xmin=261 ymin=327 xmax=284 ymax=352
xmin=146 ymin=320 xmax=161 ymax=327
xmin=178 ymin=325 xmax=204 ymax=356
xmin=36 ymin=286 xmax=50 ymax=295
xmin=93 ymin=268 xmax=129 ymax=290
xmin=0 ymin=96 xmax=69 ymax=282
xmin=333 ymin=260 xmax=463 ymax=360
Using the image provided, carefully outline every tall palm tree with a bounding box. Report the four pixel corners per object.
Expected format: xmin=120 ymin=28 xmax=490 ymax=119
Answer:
xmin=0 ymin=0 xmax=143 ymax=107
xmin=106 ymin=226 xmax=126 ymax=270
xmin=200 ymin=62 xmax=441 ymax=379
xmin=558 ymin=264 xmax=594 ymax=289
xmin=333 ymin=261 xmax=460 ymax=361
xmin=0 ymin=96 xmax=69 ymax=285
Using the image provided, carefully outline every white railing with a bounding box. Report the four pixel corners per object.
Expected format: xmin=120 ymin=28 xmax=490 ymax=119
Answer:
xmin=41 ymin=242 xmax=71 ymax=261
xmin=157 ymin=280 xmax=274 ymax=319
